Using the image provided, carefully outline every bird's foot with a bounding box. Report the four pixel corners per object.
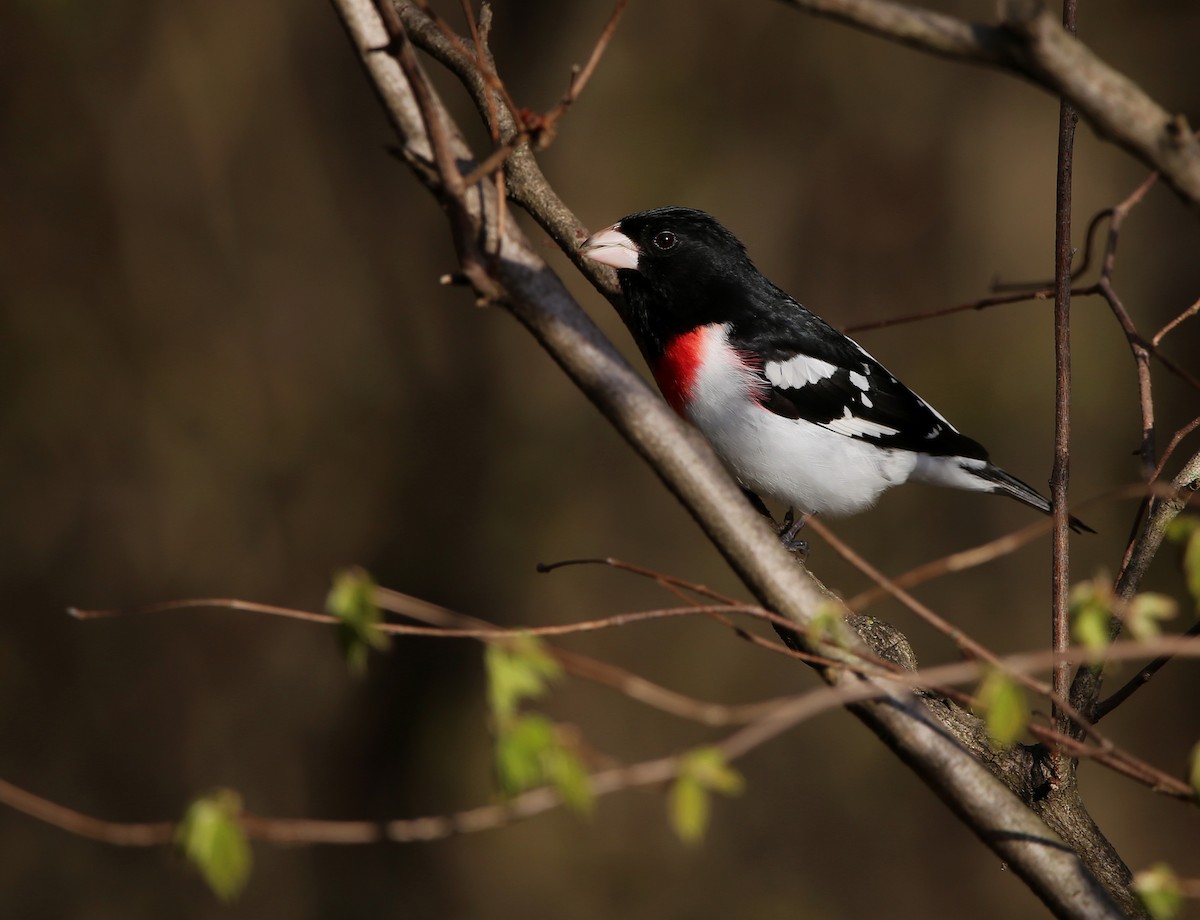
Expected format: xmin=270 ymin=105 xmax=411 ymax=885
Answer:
xmin=778 ymin=508 xmax=809 ymax=559
xmin=741 ymin=489 xmax=809 ymax=560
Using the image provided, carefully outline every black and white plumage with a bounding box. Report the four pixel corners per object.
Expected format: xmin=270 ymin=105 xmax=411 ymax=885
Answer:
xmin=580 ymin=206 xmax=1090 ymax=532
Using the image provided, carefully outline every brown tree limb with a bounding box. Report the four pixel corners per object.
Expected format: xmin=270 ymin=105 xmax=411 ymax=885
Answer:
xmin=773 ymin=0 xmax=1200 ymax=214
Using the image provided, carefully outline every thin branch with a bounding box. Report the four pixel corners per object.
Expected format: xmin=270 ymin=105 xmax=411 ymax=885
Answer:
xmin=842 ymin=287 xmax=1056 ymax=335
xmin=542 ymin=0 xmax=629 ymax=129
xmin=374 ymin=584 xmax=797 ymax=727
xmin=1152 ymin=296 xmax=1200 ymax=347
xmin=424 ymin=0 xmax=627 ymax=189
xmin=72 ymin=596 xmax=801 ymax=642
xmin=841 ymin=201 xmax=1116 ymax=336
xmin=1151 ymin=416 xmax=1200 ymax=484
xmin=0 ymin=778 xmax=175 ymax=846
xmin=1049 ymin=20 xmax=1079 ymax=764
xmin=537 ymin=556 xmax=743 ymax=606
xmin=1092 ymin=171 xmax=1163 ymax=476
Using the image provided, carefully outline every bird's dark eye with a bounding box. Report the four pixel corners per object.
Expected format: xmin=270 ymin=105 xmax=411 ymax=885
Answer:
xmin=652 ymin=231 xmax=677 ymax=251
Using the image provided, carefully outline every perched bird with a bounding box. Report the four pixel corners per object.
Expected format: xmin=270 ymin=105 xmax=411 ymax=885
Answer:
xmin=580 ymin=207 xmax=1090 ymax=536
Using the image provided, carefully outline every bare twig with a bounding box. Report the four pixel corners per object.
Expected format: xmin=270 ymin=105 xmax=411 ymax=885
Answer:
xmin=840 ymin=203 xmax=1111 ymax=336
xmin=428 ymin=0 xmax=627 ymax=189
xmin=374 ymin=584 xmax=798 ymax=727
xmin=538 ymin=555 xmax=743 ymax=606
xmin=1151 ymin=415 xmax=1200 ymax=484
xmin=1152 ymin=296 xmax=1200 ymax=347
xmin=72 ymin=596 xmax=802 ymax=642
xmin=0 ymin=778 xmax=174 ymax=846
xmin=1049 ymin=0 xmax=1079 ymax=766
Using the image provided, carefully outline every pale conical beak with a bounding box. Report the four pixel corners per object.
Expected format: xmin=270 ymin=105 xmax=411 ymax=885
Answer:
xmin=579 ymin=224 xmax=640 ymax=271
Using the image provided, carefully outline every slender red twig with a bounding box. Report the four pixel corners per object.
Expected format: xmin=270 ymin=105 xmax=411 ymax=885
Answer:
xmin=1048 ymin=0 xmax=1079 ymax=767
xmin=72 ymin=596 xmax=804 ymax=642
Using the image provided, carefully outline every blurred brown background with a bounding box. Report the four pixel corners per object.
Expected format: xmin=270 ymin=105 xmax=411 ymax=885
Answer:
xmin=2 ymin=1 xmax=1198 ymax=917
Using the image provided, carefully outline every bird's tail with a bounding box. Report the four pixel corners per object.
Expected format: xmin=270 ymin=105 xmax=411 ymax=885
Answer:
xmin=975 ymin=464 xmax=1095 ymax=534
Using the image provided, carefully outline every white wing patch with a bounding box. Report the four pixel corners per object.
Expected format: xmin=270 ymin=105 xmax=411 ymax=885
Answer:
xmin=825 ymin=407 xmax=900 ymax=439
xmin=848 ymin=370 xmax=869 ymax=391
xmin=764 ymin=354 xmax=837 ymax=390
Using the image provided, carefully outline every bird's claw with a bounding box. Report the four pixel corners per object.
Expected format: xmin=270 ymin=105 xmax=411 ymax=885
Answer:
xmin=778 ymin=508 xmax=809 ymax=560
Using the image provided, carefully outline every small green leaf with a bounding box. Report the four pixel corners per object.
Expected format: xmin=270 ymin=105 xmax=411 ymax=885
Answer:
xmin=1126 ymin=593 xmax=1178 ymax=642
xmin=808 ymin=603 xmax=851 ymax=649
xmin=492 ymin=714 xmax=595 ymax=813
xmin=1167 ymin=516 xmax=1200 ymax=607
xmin=972 ymin=670 xmax=1029 ymax=748
xmin=494 ymin=713 xmax=556 ymax=797
xmin=327 ymin=567 xmax=389 ymax=675
xmin=668 ymin=747 xmax=743 ymax=845
xmin=176 ymin=789 xmax=252 ymax=902
xmin=485 ymin=636 xmax=561 ymax=725
xmin=543 ymin=743 xmax=595 ymax=815
xmin=1133 ymin=863 xmax=1184 ymax=920
xmin=1070 ymin=577 xmax=1113 ymax=657
xmin=668 ymin=775 xmax=709 ymax=845
xmin=680 ymin=747 xmax=745 ymax=797
xmin=1188 ymin=741 xmax=1200 ymax=802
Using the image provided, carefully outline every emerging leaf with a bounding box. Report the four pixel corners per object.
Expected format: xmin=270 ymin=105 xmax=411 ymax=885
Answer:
xmin=492 ymin=714 xmax=595 ymax=813
xmin=679 ymin=747 xmax=745 ymax=797
xmin=176 ymin=789 xmax=252 ymax=902
xmin=542 ymin=743 xmax=595 ymax=816
xmin=1070 ymin=577 xmax=1113 ymax=657
xmin=1166 ymin=516 xmax=1200 ymax=608
xmin=1133 ymin=863 xmax=1184 ymax=920
xmin=327 ymin=567 xmax=389 ymax=675
xmin=485 ymin=635 xmax=561 ymax=725
xmin=808 ymin=602 xmax=851 ymax=649
xmin=972 ymin=670 xmax=1029 ymax=749
xmin=668 ymin=747 xmax=744 ymax=845
xmin=494 ymin=713 xmax=556 ymax=797
xmin=668 ymin=775 xmax=709 ymax=846
xmin=1126 ymin=593 xmax=1178 ymax=642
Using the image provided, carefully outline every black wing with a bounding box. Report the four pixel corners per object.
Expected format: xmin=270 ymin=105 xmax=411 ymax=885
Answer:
xmin=731 ymin=299 xmax=989 ymax=460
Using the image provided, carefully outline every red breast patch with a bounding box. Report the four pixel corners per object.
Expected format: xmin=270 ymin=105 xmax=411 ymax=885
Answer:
xmin=654 ymin=326 xmax=708 ymax=415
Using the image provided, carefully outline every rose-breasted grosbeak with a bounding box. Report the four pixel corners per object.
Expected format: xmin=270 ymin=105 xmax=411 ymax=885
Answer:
xmin=580 ymin=207 xmax=1090 ymax=534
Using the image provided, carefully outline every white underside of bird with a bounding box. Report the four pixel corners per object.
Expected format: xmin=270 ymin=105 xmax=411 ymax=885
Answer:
xmin=682 ymin=322 xmax=994 ymax=516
